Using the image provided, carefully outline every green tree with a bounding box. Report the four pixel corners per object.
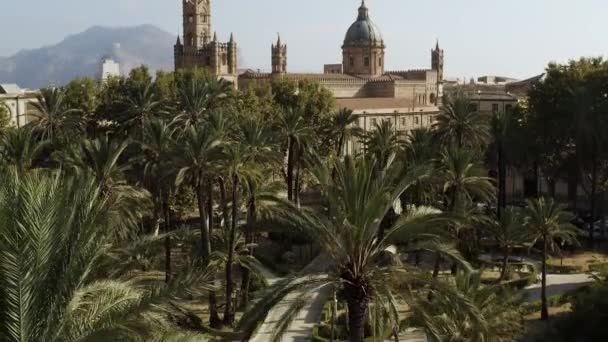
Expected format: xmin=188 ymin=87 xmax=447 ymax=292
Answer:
xmin=325 ymin=108 xmax=361 ymax=157
xmin=176 ymin=72 xmax=232 ymax=127
xmin=239 ymin=156 xmax=473 ymax=342
xmin=0 ymin=102 xmax=11 ymax=131
xmin=434 ymin=93 xmax=490 ymax=149
xmin=0 ymin=169 xmax=210 ymax=342
xmin=29 ymin=87 xmax=82 ymax=144
xmin=485 ymin=207 xmax=529 ymax=281
xmin=524 ymin=197 xmax=579 ymax=320
xmin=139 ymin=119 xmax=178 ymax=282
xmin=0 ymin=127 xmax=47 ymax=174
xmin=174 ymin=124 xmax=223 ymax=327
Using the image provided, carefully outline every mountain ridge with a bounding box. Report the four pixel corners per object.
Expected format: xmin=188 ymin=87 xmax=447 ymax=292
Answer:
xmin=0 ymin=25 xmax=175 ymax=89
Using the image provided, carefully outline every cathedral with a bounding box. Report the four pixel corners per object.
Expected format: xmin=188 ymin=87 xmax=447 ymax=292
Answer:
xmin=174 ymin=0 xmax=444 ymax=151
xmin=174 ymin=0 xmax=238 ymax=84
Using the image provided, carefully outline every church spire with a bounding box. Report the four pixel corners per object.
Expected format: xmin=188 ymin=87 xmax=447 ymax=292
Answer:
xmin=213 ymin=31 xmax=218 ymax=42
xmin=358 ymin=0 xmax=369 ymax=20
xmin=229 ymin=32 xmax=235 ymax=44
xmin=276 ymin=33 xmax=282 ymax=47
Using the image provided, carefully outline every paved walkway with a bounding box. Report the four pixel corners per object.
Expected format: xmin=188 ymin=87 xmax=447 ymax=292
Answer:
xmin=250 ymin=255 xmax=332 ymax=342
xmin=523 ymin=273 xmax=595 ymax=302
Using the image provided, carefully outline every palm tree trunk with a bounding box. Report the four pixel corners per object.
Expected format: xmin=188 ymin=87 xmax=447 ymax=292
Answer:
xmin=498 ymin=143 xmax=507 ymax=218
xmin=287 ymin=137 xmax=294 ymax=202
xmin=499 ymin=247 xmax=510 ymax=281
xmin=541 ymin=237 xmax=549 ymax=321
xmin=223 ymin=176 xmax=238 ymax=326
xmin=196 ymin=181 xmax=211 ymax=263
xmin=294 ymin=150 xmax=302 ymax=208
xmin=240 ymin=194 xmax=255 ymax=308
xmin=196 ymin=179 xmax=221 ymax=328
xmin=207 ymin=179 xmax=214 ymax=233
xmin=162 ymin=192 xmax=172 ymax=283
xmin=347 ymin=296 xmax=369 ymax=342
xmin=219 ymin=177 xmax=230 ymax=229
xmin=590 ymin=148 xmax=598 ymax=247
xmin=432 ymin=252 xmax=441 ymax=278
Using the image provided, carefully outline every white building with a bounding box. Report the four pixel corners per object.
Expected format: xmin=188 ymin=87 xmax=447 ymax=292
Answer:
xmin=99 ymin=56 xmax=120 ymax=82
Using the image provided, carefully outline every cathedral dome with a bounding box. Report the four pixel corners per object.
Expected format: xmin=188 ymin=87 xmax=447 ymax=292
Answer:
xmin=343 ymin=0 xmax=383 ymax=46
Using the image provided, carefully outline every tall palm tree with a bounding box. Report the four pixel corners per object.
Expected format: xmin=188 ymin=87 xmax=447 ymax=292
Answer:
xmin=0 ymin=170 xmax=210 ymax=342
xmin=436 ymin=148 xmax=495 ymax=273
xmin=434 ymin=94 xmax=490 ymax=149
xmin=174 ymin=124 xmax=223 ymax=327
xmin=0 ymin=127 xmax=47 ymax=174
xmin=28 ymin=87 xmax=81 ymax=143
xmin=485 ymin=207 xmax=529 ymax=281
xmin=276 ymin=106 xmax=313 ymax=202
xmin=139 ymin=119 xmax=178 ymax=282
xmin=326 ymin=108 xmax=361 ymax=157
xmin=238 ymin=156 xmax=473 ymax=342
xmin=524 ymin=198 xmax=579 ymax=320
xmin=490 ymin=111 xmax=513 ymax=218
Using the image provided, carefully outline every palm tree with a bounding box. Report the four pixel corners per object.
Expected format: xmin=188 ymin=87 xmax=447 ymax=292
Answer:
xmin=0 ymin=169 xmax=211 ymax=342
xmin=0 ymin=127 xmax=47 ymax=174
xmin=28 ymin=87 xmax=81 ymax=143
xmin=410 ymin=272 xmax=523 ymax=342
xmin=434 ymin=93 xmax=490 ymax=149
xmin=485 ymin=207 xmax=529 ymax=281
xmin=139 ymin=119 xmax=178 ymax=282
xmin=176 ymin=74 xmax=232 ymax=127
xmin=524 ymin=197 xmax=579 ymax=320
xmin=174 ymin=124 xmax=223 ymax=327
xmin=438 ymin=148 xmax=495 ymax=214
xmin=238 ymin=156 xmax=473 ymax=342
xmin=56 ymin=136 xmax=150 ymax=240
xmin=276 ymin=106 xmax=313 ymax=202
xmin=490 ymin=111 xmax=514 ymax=218
xmin=326 ymin=108 xmax=361 ymax=157
xmin=121 ymin=83 xmax=164 ymax=138
xmin=365 ymin=120 xmax=401 ymax=171
xmin=436 ymin=148 xmax=495 ymax=273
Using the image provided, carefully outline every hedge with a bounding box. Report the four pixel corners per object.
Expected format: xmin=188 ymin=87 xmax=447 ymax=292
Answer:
xmin=546 ymin=263 xmax=584 ymax=274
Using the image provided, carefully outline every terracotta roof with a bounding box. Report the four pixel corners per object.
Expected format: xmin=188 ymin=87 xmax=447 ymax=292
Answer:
xmin=335 ymin=97 xmax=438 ymax=113
xmin=239 ymin=71 xmax=359 ymax=81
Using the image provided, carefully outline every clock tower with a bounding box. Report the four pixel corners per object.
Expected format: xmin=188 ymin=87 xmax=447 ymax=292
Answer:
xmin=183 ymin=0 xmax=211 ymax=49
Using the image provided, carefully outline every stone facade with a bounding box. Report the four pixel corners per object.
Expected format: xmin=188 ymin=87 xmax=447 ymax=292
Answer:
xmin=0 ymin=84 xmax=39 ymax=127
xmin=174 ymin=0 xmax=238 ymax=84
xmin=238 ymin=0 xmax=445 ymax=137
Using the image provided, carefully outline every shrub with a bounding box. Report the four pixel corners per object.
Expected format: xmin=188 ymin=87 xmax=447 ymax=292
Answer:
xmin=546 ymin=263 xmax=583 ymax=274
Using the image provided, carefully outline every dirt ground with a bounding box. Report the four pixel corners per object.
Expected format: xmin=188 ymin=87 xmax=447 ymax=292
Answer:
xmin=548 ymin=248 xmax=608 ymax=271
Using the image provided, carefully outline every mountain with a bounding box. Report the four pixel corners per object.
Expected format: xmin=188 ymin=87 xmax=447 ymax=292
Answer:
xmin=0 ymin=25 xmax=175 ymax=89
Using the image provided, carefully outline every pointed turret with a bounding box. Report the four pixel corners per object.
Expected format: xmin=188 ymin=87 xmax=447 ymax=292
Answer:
xmin=176 ymin=35 xmax=182 ymax=46
xmin=229 ymin=32 xmax=235 ymax=44
xmin=213 ymin=31 xmax=218 ymax=42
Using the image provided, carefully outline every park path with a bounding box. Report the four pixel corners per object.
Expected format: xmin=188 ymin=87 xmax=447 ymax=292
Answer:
xmin=523 ymin=273 xmax=595 ymax=302
xmin=250 ymin=255 xmax=332 ymax=342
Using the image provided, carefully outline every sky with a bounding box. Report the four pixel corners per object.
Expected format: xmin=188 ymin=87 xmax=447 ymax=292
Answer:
xmin=2 ymin=0 xmax=608 ymax=79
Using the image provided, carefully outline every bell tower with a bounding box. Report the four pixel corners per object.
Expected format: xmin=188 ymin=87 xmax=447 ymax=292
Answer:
xmin=432 ymin=40 xmax=444 ymax=82
xmin=271 ymin=34 xmax=287 ymax=74
xmin=183 ymin=0 xmax=212 ymax=49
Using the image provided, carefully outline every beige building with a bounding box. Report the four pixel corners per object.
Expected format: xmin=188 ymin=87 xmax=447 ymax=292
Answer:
xmin=0 ymin=84 xmax=39 ymax=127
xmin=238 ymin=0 xmax=444 ymax=140
xmin=174 ymin=0 xmax=238 ymax=84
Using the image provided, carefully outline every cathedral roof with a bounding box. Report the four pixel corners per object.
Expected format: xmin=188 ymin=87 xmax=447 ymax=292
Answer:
xmin=343 ymin=0 xmax=384 ymax=47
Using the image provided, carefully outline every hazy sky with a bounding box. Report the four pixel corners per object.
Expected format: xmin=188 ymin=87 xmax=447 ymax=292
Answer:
xmin=2 ymin=0 xmax=608 ymax=79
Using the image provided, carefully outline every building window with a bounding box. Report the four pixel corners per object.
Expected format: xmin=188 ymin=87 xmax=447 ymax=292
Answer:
xmin=430 ymin=93 xmax=436 ymax=104
xmin=414 ymin=117 xmax=419 ymax=125
xmin=379 ymin=57 xmax=382 ymax=67
xmin=468 ymin=104 xmax=478 ymax=112
xmin=364 ymin=57 xmax=370 ymax=67
xmin=492 ymin=104 xmax=499 ymax=113
xmin=400 ymin=118 xmax=406 ymax=126
xmin=222 ymin=54 xmax=227 ymax=65
xmin=349 ymin=57 xmax=354 ymax=67
xmin=206 ymin=56 xmax=211 ymax=66
xmin=506 ymin=104 xmax=513 ymax=112
xmin=371 ymin=118 xmax=377 ymax=126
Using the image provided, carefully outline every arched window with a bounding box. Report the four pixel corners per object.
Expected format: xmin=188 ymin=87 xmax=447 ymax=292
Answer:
xmin=430 ymin=93 xmax=436 ymax=104
xmin=349 ymin=56 xmax=354 ymax=67
xmin=364 ymin=57 xmax=370 ymax=67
